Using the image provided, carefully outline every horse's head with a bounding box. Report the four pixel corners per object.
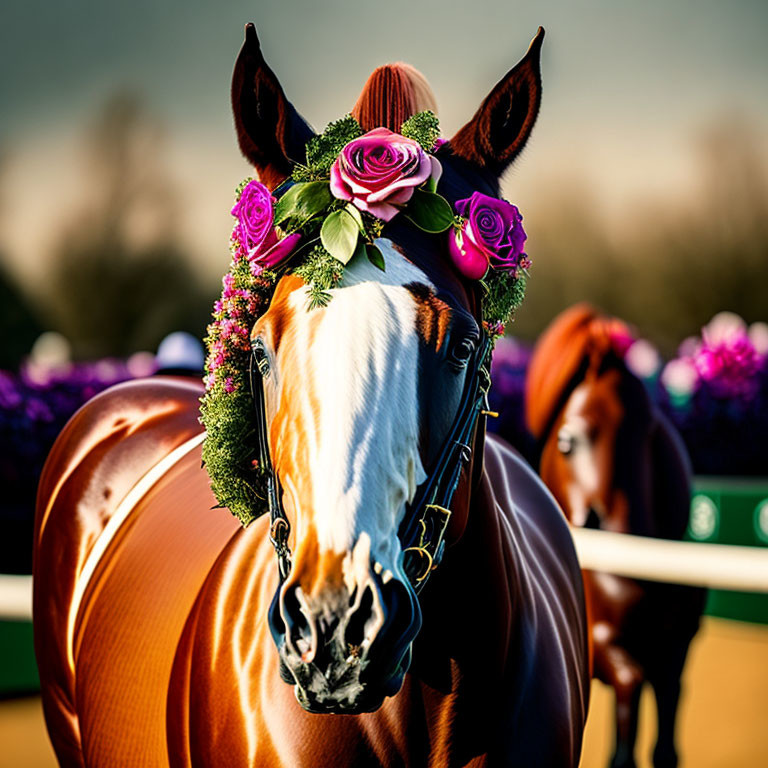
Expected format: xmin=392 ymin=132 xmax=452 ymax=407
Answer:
xmin=230 ymin=23 xmax=543 ymax=713
xmin=526 ymin=305 xmax=658 ymax=536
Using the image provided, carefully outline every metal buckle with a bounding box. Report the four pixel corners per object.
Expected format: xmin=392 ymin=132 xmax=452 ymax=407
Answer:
xmin=403 ymin=504 xmax=452 ymax=585
xmin=402 ymin=545 xmax=434 ymax=583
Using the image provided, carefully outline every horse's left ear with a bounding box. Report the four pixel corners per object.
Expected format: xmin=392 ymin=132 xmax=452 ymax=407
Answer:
xmin=231 ymin=23 xmax=316 ymax=189
xmin=450 ymin=27 xmax=544 ymax=176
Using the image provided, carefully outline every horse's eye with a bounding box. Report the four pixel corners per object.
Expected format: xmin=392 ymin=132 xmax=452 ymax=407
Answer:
xmin=450 ymin=337 xmax=475 ymax=368
xmin=557 ymin=429 xmax=575 ymax=456
xmin=252 ymin=341 xmax=270 ymax=377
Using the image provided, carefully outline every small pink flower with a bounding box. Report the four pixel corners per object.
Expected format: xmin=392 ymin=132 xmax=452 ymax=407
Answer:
xmin=449 ymin=192 xmax=528 ymax=280
xmin=330 ymin=128 xmax=441 ymax=222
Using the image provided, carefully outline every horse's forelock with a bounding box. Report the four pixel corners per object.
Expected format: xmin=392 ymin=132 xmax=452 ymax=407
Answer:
xmin=352 ymin=62 xmax=438 ymax=133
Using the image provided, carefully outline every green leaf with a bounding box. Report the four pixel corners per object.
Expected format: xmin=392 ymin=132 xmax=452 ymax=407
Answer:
xmin=344 ymin=203 xmax=365 ymax=233
xmin=320 ymin=209 xmax=360 ymax=265
xmin=404 ymin=189 xmax=454 ymax=233
xmin=350 ymin=235 xmax=367 ymax=264
xmin=366 ymin=243 xmax=386 ymax=272
xmin=274 ymin=182 xmax=333 ymax=227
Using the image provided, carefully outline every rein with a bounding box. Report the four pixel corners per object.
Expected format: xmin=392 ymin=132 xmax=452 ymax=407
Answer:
xmin=249 ymin=332 xmax=493 ymax=592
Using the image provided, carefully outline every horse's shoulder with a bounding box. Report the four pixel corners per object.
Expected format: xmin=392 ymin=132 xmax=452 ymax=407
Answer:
xmin=32 ymin=376 xmax=210 ymax=764
xmin=35 ymin=374 xmax=207 ymax=597
xmin=481 ymin=433 xmax=589 ymax=762
xmin=483 ymin=432 xmax=575 ymax=557
xmin=37 ymin=376 xmax=203 ymax=521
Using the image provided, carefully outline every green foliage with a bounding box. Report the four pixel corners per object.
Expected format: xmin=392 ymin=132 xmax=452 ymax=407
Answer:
xmin=198 ymin=250 xmax=277 ymax=527
xmin=200 ymin=386 xmax=266 ymax=526
xmin=294 ymin=244 xmax=345 ymax=308
xmin=362 ymin=214 xmax=385 ymax=241
xmin=292 ymin=115 xmax=363 ymax=181
xmin=400 ymin=110 xmax=440 ymax=151
xmin=482 ymin=271 xmax=528 ymax=330
xmin=404 ymin=189 xmax=454 ymax=233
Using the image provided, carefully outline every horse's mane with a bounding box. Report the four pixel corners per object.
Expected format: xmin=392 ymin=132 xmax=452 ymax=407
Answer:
xmin=352 ymin=62 xmax=438 ymax=132
xmin=525 ymin=304 xmax=632 ymax=439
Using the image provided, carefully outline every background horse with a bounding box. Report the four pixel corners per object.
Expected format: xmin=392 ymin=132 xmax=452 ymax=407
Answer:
xmin=34 ymin=25 xmax=589 ymax=766
xmin=525 ymin=304 xmax=706 ymax=768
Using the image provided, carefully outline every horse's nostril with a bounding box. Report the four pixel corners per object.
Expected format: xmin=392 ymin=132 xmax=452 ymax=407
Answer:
xmin=278 ymin=584 xmax=317 ymax=662
xmin=344 ymin=585 xmax=374 ymax=649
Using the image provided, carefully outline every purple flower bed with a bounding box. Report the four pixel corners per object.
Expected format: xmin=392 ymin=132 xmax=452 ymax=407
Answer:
xmin=656 ymin=313 xmax=768 ymax=475
xmin=0 ymin=355 xmax=155 ymax=573
xmin=487 ymin=337 xmax=535 ymax=459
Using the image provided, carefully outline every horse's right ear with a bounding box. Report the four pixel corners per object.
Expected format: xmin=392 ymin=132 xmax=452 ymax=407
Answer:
xmin=231 ymin=23 xmax=315 ymax=189
xmin=450 ymin=27 xmax=544 ymax=177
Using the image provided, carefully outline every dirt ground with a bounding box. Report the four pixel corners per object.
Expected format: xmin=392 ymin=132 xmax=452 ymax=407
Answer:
xmin=580 ymin=617 xmax=768 ymax=767
xmin=1 ymin=617 xmax=766 ymax=767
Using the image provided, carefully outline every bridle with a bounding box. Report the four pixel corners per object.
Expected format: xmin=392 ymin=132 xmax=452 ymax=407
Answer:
xmin=249 ymin=330 xmax=493 ymax=593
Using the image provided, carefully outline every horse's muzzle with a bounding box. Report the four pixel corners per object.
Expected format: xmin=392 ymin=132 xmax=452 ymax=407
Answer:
xmin=268 ymin=569 xmax=421 ymax=714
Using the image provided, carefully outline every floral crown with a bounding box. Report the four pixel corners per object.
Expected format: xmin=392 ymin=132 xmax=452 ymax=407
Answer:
xmin=201 ymin=111 xmax=530 ymax=525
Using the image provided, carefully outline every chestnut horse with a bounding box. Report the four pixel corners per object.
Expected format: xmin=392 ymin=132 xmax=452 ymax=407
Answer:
xmin=526 ymin=305 xmax=706 ymax=768
xmin=34 ymin=25 xmax=589 ymax=767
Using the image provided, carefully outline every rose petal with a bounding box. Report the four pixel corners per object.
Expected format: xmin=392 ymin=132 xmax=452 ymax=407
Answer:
xmin=366 ymin=150 xmax=432 ymax=201
xmin=385 ymin=187 xmax=415 ymax=205
xmin=330 ymin=163 xmax=354 ymax=201
xmin=355 ymin=197 xmax=400 ymax=222
xmin=252 ymin=232 xmax=302 ymax=269
xmin=448 ymin=228 xmax=489 ymax=280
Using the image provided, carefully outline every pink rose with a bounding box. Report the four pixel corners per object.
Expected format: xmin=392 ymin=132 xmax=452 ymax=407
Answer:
xmin=448 ymin=192 xmax=529 ymax=280
xmin=231 ymin=180 xmax=301 ymax=271
xmin=329 ymin=128 xmax=441 ymax=222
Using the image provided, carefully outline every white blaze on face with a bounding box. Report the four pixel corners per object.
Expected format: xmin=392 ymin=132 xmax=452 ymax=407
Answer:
xmin=273 ymin=240 xmax=431 ymax=576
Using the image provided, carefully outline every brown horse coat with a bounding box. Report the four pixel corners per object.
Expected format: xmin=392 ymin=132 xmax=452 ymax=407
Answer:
xmin=34 ymin=377 xmax=588 ymax=767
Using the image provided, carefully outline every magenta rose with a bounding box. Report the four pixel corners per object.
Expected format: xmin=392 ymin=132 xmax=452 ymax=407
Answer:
xmin=330 ymin=128 xmax=441 ymax=222
xmin=448 ymin=192 xmax=528 ymax=280
xmin=231 ymin=180 xmax=301 ymax=271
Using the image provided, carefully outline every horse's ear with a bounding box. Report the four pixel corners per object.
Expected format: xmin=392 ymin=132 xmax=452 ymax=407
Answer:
xmin=231 ymin=23 xmax=316 ymax=189
xmin=450 ymin=27 xmax=544 ymax=177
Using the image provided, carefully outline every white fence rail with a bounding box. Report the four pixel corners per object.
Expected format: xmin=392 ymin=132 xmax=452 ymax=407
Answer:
xmin=0 ymin=574 xmax=33 ymax=620
xmin=571 ymin=528 xmax=768 ymax=592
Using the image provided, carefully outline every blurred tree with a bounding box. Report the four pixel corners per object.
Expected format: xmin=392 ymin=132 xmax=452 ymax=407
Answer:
xmin=44 ymin=92 xmax=213 ymax=358
xmin=512 ymin=117 xmax=768 ymax=354
xmin=0 ymin=263 xmax=43 ymax=369
xmin=0 ymin=151 xmax=43 ymax=368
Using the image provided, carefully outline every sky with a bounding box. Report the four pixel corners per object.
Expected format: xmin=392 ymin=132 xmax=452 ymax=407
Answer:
xmin=2 ymin=0 xmax=767 ymax=285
